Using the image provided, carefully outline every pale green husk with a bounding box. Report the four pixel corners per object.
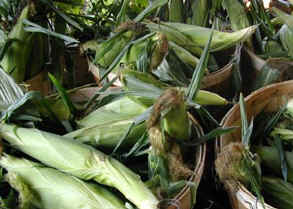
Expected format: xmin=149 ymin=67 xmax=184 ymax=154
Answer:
xmin=0 ymin=154 xmax=126 ymax=209
xmin=0 ymin=124 xmax=159 ymax=209
xmin=65 ymin=120 xmax=146 ymax=148
xmin=146 ymin=21 xmax=257 ymax=53
xmin=77 ymin=96 xmax=147 ymax=128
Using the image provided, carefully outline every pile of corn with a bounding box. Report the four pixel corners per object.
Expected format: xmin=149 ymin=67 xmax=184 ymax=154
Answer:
xmin=1 ymin=0 xmax=293 ymax=209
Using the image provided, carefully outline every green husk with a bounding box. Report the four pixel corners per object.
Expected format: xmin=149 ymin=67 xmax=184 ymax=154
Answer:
xmin=279 ymin=24 xmax=293 ymax=59
xmin=223 ymin=0 xmax=250 ymax=31
xmin=121 ymin=69 xmax=228 ymax=106
xmin=146 ymin=21 xmax=257 ymax=53
xmin=169 ymin=41 xmax=200 ymax=67
xmin=77 ymin=96 xmax=147 ymax=128
xmin=0 ymin=5 xmax=34 ymax=82
xmin=0 ymin=154 xmax=127 ymax=209
xmin=255 ymin=146 xmax=293 ymax=183
xmin=95 ymin=32 xmax=133 ymax=68
xmin=168 ymin=0 xmax=184 ymax=22
xmin=147 ymin=88 xmax=193 ymax=191
xmin=157 ymin=88 xmax=191 ymax=140
xmin=273 ymin=7 xmax=293 ymax=31
xmin=191 ymin=0 xmax=209 ymax=27
xmin=0 ymin=123 xmax=159 ymax=209
xmin=64 ymin=120 xmax=146 ymax=148
xmin=263 ymin=177 xmax=293 ymax=209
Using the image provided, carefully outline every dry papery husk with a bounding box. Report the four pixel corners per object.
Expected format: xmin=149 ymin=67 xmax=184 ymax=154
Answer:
xmin=215 ymin=81 xmax=293 ymax=209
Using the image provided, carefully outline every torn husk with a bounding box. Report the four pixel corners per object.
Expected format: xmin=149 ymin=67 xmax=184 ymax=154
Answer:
xmin=147 ymin=88 xmax=193 ymax=184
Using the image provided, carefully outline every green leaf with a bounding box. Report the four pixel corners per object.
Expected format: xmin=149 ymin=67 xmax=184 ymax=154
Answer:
xmin=239 ymin=93 xmax=250 ymax=147
xmin=261 ymin=104 xmax=286 ymax=139
xmin=100 ymin=32 xmax=155 ymax=81
xmin=39 ymin=0 xmax=83 ymax=31
xmin=186 ymin=27 xmax=213 ymax=101
xmin=48 ymin=73 xmax=76 ymax=117
xmin=274 ymin=135 xmax=288 ymax=182
xmin=134 ymin=0 xmax=168 ymax=22
xmin=123 ymin=132 xmax=149 ymax=158
xmin=177 ymin=126 xmax=236 ymax=146
xmin=23 ymin=19 xmax=79 ymax=44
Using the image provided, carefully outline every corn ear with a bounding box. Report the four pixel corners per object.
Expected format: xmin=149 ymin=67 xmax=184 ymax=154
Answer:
xmin=168 ymin=0 xmax=184 ymax=22
xmin=0 ymin=154 xmax=127 ymax=209
xmin=149 ymin=88 xmax=191 ymax=140
xmin=0 ymin=123 xmax=159 ymax=209
xmin=77 ymin=96 xmax=147 ymax=128
xmin=0 ymin=5 xmax=34 ymax=82
xmin=64 ymin=120 xmax=146 ymax=148
xmin=273 ymin=7 xmax=293 ymax=31
xmin=146 ymin=21 xmax=257 ymax=53
xmin=255 ymin=146 xmax=293 ymax=183
xmin=147 ymin=88 xmax=193 ymax=184
xmin=121 ymin=69 xmax=228 ymax=106
xmin=279 ymin=24 xmax=293 ymax=59
xmin=194 ymin=89 xmax=228 ymax=105
xmin=223 ymin=0 xmax=250 ymax=31
xmin=95 ymin=33 xmax=132 ymax=68
xmin=150 ymin=34 xmax=168 ymax=71
xmin=169 ymin=41 xmax=200 ymax=67
xmin=145 ymin=21 xmax=203 ymax=55
xmin=191 ymin=0 xmax=209 ymax=27
xmin=263 ymin=177 xmax=293 ymax=209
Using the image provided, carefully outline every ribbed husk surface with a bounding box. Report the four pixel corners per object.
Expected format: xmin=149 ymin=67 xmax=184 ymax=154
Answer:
xmin=0 ymin=154 xmax=127 ymax=209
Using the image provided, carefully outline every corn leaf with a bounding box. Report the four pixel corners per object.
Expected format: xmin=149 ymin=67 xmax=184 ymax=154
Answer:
xmin=274 ymin=135 xmax=288 ymax=182
xmin=23 ymin=19 xmax=79 ymax=44
xmin=134 ymin=0 xmax=168 ymax=22
xmin=263 ymin=177 xmax=293 ymax=208
xmin=100 ymin=32 xmax=155 ymax=81
xmin=39 ymin=0 xmax=83 ymax=31
xmin=239 ymin=93 xmax=252 ymax=147
xmin=191 ymin=0 xmax=209 ymax=27
xmin=223 ymin=0 xmax=250 ymax=31
xmin=48 ymin=73 xmax=76 ymax=117
xmin=177 ymin=126 xmax=236 ymax=147
xmin=186 ymin=27 xmax=213 ymax=101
